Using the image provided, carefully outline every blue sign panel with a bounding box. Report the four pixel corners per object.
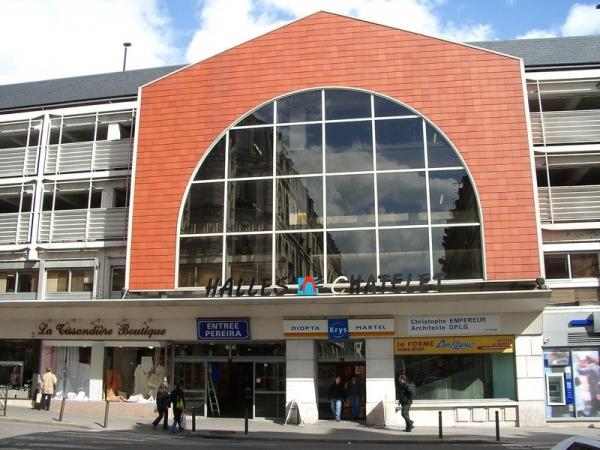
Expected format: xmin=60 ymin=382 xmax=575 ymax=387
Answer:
xmin=565 ymin=374 xmax=575 ymax=405
xmin=298 ymin=276 xmax=318 ymax=296
xmin=197 ymin=319 xmax=250 ymax=341
xmin=328 ymin=319 xmax=349 ymax=340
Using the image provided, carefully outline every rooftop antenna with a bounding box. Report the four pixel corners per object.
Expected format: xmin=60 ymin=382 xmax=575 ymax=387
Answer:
xmin=122 ymin=42 xmax=132 ymax=71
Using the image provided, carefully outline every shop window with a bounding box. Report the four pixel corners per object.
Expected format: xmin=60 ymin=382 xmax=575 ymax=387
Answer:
xmin=111 ymin=267 xmax=125 ymax=292
xmin=0 ymin=340 xmax=37 ymax=392
xmin=0 ymin=270 xmax=38 ymax=293
xmin=46 ymin=269 xmax=93 ymax=293
xmin=179 ymin=89 xmax=483 ymax=287
xmin=545 ymin=253 xmax=600 ymax=280
xmin=395 ymin=353 xmax=516 ymax=400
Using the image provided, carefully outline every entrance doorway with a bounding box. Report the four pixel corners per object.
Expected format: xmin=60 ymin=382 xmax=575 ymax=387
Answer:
xmin=318 ymin=362 xmax=366 ymax=420
xmin=208 ymin=361 xmax=253 ymax=417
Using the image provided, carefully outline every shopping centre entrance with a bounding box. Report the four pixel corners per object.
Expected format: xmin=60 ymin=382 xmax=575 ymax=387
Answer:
xmin=173 ymin=342 xmax=285 ymax=418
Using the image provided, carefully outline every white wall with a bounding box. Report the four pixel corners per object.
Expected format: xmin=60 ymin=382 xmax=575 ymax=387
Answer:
xmin=286 ymin=339 xmax=318 ymax=424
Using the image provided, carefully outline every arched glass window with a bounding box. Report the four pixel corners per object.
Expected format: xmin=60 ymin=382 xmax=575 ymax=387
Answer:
xmin=178 ymin=89 xmax=483 ymax=288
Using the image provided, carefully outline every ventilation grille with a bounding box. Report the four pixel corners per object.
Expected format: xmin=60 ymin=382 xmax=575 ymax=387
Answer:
xmin=567 ymin=332 xmax=600 ymax=345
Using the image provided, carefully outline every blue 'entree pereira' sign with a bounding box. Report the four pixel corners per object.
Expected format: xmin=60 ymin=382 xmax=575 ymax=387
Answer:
xmin=197 ymin=319 xmax=250 ymax=340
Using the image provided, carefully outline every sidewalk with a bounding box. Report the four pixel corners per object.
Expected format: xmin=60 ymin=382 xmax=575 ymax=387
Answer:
xmin=0 ymin=403 xmax=598 ymax=446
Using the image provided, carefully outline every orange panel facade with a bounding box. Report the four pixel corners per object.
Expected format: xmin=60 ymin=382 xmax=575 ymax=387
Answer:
xmin=129 ymin=12 xmax=539 ymax=290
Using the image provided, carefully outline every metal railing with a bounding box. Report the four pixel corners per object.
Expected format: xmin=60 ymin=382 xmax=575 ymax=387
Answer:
xmin=531 ymin=110 xmax=600 ymax=146
xmin=0 ymin=212 xmax=31 ymax=244
xmin=0 ymin=146 xmax=38 ymax=178
xmin=538 ymin=185 xmax=600 ymax=223
xmin=38 ymin=207 xmax=128 ymax=243
xmin=45 ymin=139 xmax=132 ymax=174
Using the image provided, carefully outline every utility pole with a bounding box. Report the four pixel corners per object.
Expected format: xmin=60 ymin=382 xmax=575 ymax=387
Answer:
xmin=122 ymin=42 xmax=132 ymax=71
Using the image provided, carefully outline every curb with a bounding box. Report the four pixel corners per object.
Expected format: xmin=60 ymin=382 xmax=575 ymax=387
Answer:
xmin=0 ymin=415 xmax=94 ymax=430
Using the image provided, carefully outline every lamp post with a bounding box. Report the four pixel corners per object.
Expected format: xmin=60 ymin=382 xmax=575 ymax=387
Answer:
xmin=122 ymin=42 xmax=132 ymax=72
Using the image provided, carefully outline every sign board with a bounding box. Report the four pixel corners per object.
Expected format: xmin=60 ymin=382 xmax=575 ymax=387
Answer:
xmin=407 ymin=315 xmax=500 ymax=336
xmin=394 ymin=335 xmax=514 ymax=355
xmin=328 ymin=319 xmax=349 ymax=340
xmin=283 ymin=318 xmax=394 ymax=339
xmin=196 ymin=319 xmax=250 ymax=340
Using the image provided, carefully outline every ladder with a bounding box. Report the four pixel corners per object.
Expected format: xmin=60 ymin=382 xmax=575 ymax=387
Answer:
xmin=207 ymin=375 xmax=220 ymax=417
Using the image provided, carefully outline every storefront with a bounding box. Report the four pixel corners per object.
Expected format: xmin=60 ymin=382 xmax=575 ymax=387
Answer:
xmin=543 ymin=307 xmax=600 ymax=421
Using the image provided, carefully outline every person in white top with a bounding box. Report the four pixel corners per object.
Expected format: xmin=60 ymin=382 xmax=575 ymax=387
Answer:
xmin=41 ymin=367 xmax=58 ymax=411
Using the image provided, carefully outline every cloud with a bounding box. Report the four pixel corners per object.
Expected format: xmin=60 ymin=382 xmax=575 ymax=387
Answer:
xmin=0 ymin=0 xmax=181 ymax=85
xmin=185 ymin=0 xmax=495 ymax=63
xmin=517 ymin=29 xmax=558 ymax=39
xmin=561 ymin=2 xmax=600 ymax=36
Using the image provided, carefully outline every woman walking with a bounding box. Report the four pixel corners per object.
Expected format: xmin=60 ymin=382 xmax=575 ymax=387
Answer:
xmin=152 ymin=381 xmax=170 ymax=430
xmin=170 ymin=381 xmax=186 ymax=433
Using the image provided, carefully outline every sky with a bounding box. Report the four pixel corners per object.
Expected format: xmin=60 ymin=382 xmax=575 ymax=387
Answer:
xmin=1 ymin=0 xmax=600 ymax=85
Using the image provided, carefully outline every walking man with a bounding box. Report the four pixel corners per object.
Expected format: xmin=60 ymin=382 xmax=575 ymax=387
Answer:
xmin=396 ymin=374 xmax=416 ymax=432
xmin=41 ymin=367 xmax=57 ymax=411
xmin=328 ymin=376 xmax=346 ymax=422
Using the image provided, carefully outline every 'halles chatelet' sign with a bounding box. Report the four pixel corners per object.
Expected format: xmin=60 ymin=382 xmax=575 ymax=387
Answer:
xmin=36 ymin=321 xmax=167 ymax=339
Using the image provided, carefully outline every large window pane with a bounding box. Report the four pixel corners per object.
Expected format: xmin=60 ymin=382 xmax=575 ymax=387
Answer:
xmin=326 ymin=174 xmax=375 ymax=228
xmin=71 ymin=269 xmax=93 ymax=292
xmin=0 ymin=272 xmax=16 ymax=293
xmin=179 ymin=236 xmax=223 ymax=287
xmin=426 ymin=123 xmax=462 ymax=168
xmin=570 ymin=253 xmax=600 ymax=278
xmin=277 ymin=91 xmax=321 ymax=123
xmin=375 ymin=118 xmax=424 ymax=170
xmin=379 ymin=228 xmax=429 ymax=277
xmin=17 ymin=271 xmax=37 ymax=293
xmin=228 ymin=180 xmax=272 ymax=232
xmin=374 ymin=96 xmax=413 ymax=117
xmin=226 ymin=235 xmax=272 ymax=283
xmin=229 ymin=128 xmax=273 ymax=178
xmin=544 ymin=254 xmax=569 ymax=279
xmin=325 ymin=90 xmax=371 ymax=120
xmin=277 ymin=177 xmax=323 ymax=230
xmin=431 ymin=226 xmax=483 ymax=279
xmin=276 ymin=124 xmax=322 ymax=175
xmin=236 ymin=104 xmax=274 ymax=127
xmin=276 ymin=233 xmax=324 ymax=283
xmin=429 ymin=169 xmax=478 ymax=224
xmin=325 ymin=121 xmax=373 ymax=173
xmin=181 ymin=183 xmax=224 ymax=234
xmin=377 ymin=172 xmax=427 ymax=226
xmin=195 ymin=137 xmax=225 ymax=180
xmin=327 ymin=230 xmax=376 ymax=282
xmin=46 ymin=270 xmax=68 ymax=292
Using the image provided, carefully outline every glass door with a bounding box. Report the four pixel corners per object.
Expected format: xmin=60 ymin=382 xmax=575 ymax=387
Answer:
xmin=174 ymin=361 xmax=206 ymax=413
xmin=254 ymin=361 xmax=285 ymax=418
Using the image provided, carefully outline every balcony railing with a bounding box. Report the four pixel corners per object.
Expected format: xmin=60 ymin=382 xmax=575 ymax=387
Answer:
xmin=45 ymin=139 xmax=132 ymax=174
xmin=531 ymin=110 xmax=600 ymax=146
xmin=0 ymin=212 xmax=31 ymax=244
xmin=0 ymin=146 xmax=38 ymax=178
xmin=539 ymin=185 xmax=600 ymax=223
xmin=38 ymin=207 xmax=128 ymax=243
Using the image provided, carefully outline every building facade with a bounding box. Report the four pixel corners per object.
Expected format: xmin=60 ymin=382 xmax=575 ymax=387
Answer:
xmin=0 ymin=12 xmax=597 ymax=427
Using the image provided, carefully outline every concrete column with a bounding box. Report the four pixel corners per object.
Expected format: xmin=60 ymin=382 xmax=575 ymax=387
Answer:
xmin=286 ymin=339 xmax=318 ymax=424
xmin=89 ymin=343 xmax=105 ymax=401
xmin=515 ymin=334 xmax=546 ymax=426
xmin=365 ymin=338 xmax=395 ymax=426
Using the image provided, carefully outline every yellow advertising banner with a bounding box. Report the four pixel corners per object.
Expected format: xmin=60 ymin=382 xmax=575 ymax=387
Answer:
xmin=394 ymin=335 xmax=514 ymax=355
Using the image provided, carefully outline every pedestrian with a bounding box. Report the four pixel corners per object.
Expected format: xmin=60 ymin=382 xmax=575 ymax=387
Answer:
xmin=32 ymin=382 xmax=43 ymax=410
xmin=41 ymin=367 xmax=57 ymax=411
xmin=170 ymin=381 xmax=186 ymax=433
xmin=348 ymin=375 xmax=362 ymax=419
xmin=328 ymin=376 xmax=346 ymax=422
xmin=152 ymin=381 xmax=170 ymax=430
xmin=396 ymin=374 xmax=416 ymax=432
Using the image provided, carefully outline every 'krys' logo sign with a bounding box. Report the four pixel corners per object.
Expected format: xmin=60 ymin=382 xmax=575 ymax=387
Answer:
xmin=328 ymin=319 xmax=349 ymax=340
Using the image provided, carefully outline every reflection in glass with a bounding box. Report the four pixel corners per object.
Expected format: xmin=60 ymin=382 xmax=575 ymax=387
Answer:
xmin=326 ymin=174 xmax=375 ymax=228
xmin=229 ymin=128 xmax=273 ymax=178
xmin=326 ymin=121 xmax=373 ymax=173
xmin=431 ymin=226 xmax=482 ymax=279
xmin=426 ymin=124 xmax=462 ymax=168
xmin=277 ymin=90 xmax=321 ymax=123
xmin=195 ymin=137 xmax=225 ymax=180
xmin=570 ymin=253 xmax=600 ymax=278
xmin=228 ymin=179 xmax=272 ymax=232
xmin=181 ymin=183 xmax=224 ymax=234
xmin=277 ymin=177 xmax=323 ymax=230
xmin=276 ymin=233 xmax=324 ymax=283
xmin=544 ymin=254 xmax=569 ymax=279
xmin=429 ymin=170 xmax=478 ymax=224
xmin=325 ymin=90 xmax=371 ymax=120
xmin=327 ymin=230 xmax=376 ymax=281
xmin=379 ymin=228 xmax=429 ymax=276
xmin=226 ymin=235 xmax=272 ymax=282
xmin=71 ymin=269 xmax=93 ymax=292
xmin=377 ymin=172 xmax=427 ymax=226
xmin=376 ymin=118 xmax=424 ymax=170
xmin=276 ymin=124 xmax=322 ymax=175
xmin=179 ymin=236 xmax=223 ymax=287
xmin=374 ymin=96 xmax=413 ymax=117
xmin=236 ymin=103 xmax=274 ymax=126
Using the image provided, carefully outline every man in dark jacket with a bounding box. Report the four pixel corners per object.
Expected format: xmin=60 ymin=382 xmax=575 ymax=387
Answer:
xmin=347 ymin=375 xmax=362 ymax=419
xmin=152 ymin=381 xmax=170 ymax=430
xmin=170 ymin=382 xmax=186 ymax=433
xmin=328 ymin=376 xmax=346 ymax=422
xmin=396 ymin=374 xmax=415 ymax=432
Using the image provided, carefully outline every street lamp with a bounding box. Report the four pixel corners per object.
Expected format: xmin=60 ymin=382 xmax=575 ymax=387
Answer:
xmin=122 ymin=42 xmax=132 ymax=71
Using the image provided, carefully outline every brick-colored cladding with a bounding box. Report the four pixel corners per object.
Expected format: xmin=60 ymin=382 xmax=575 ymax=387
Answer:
xmin=129 ymin=12 xmax=540 ymax=290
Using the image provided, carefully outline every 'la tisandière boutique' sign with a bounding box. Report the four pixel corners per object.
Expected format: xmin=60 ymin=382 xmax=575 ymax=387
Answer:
xmin=35 ymin=321 xmax=167 ymax=339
